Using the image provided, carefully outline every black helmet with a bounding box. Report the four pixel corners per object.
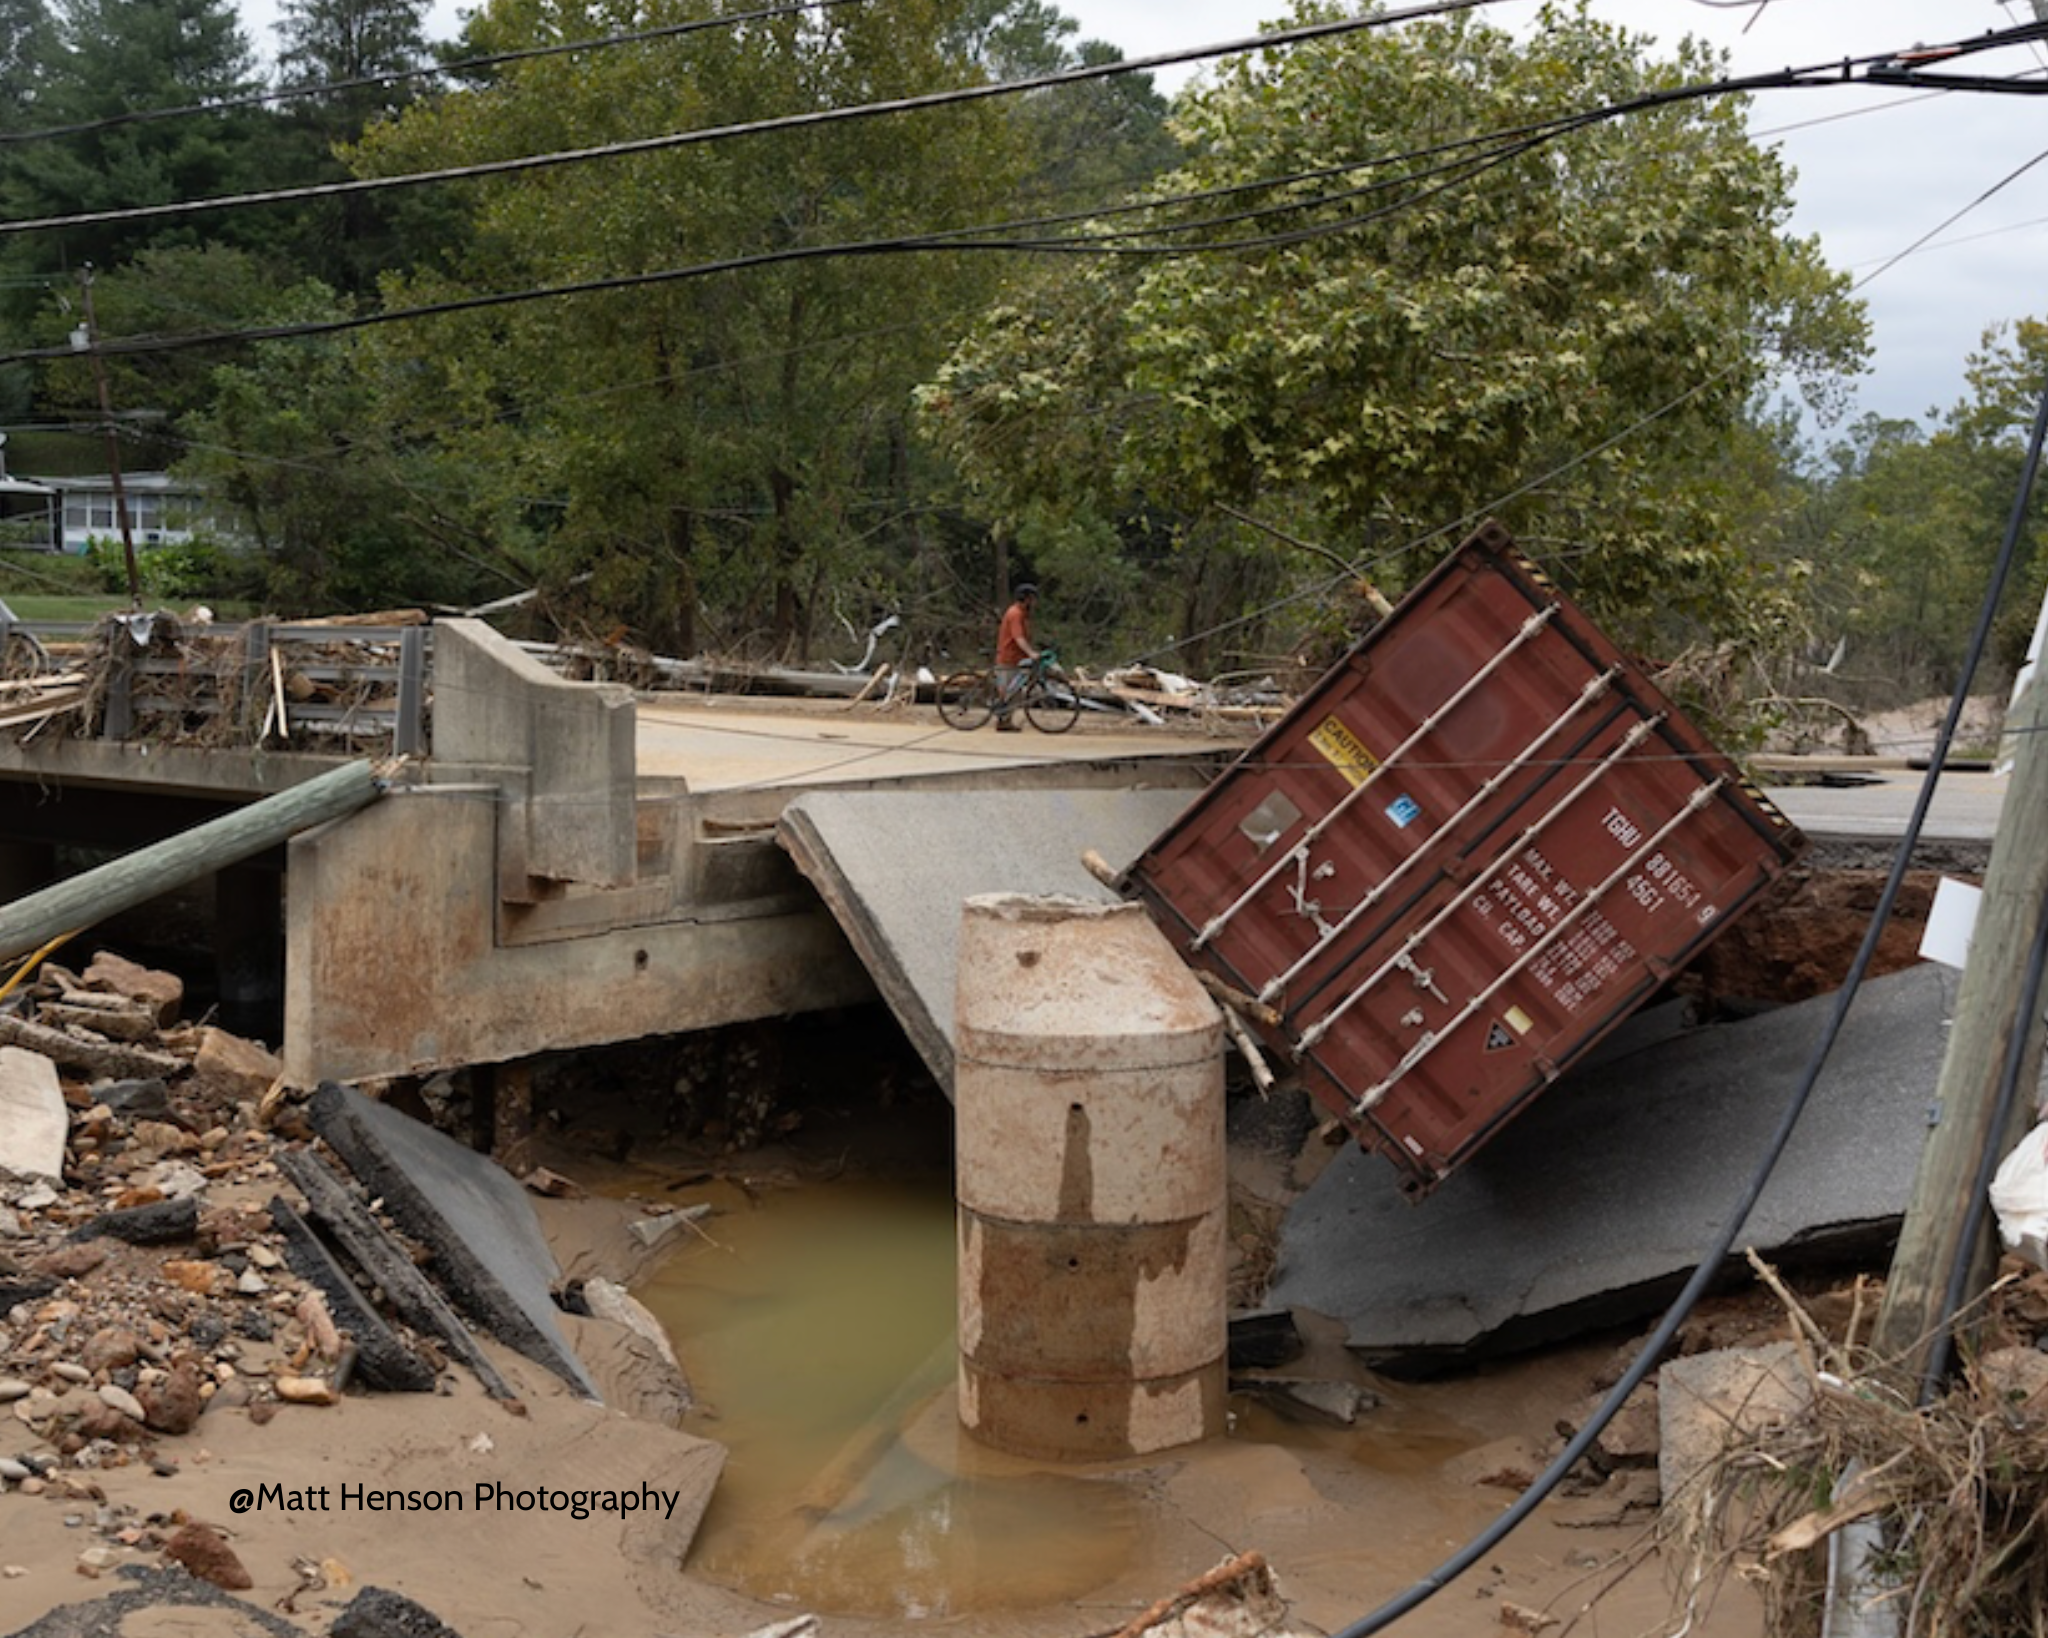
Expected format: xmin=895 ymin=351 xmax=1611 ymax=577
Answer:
xmin=1015 ymin=583 xmax=1039 ymax=599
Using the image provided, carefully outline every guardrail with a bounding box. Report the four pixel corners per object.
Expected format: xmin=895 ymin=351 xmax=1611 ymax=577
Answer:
xmin=1 ymin=615 xmax=431 ymax=755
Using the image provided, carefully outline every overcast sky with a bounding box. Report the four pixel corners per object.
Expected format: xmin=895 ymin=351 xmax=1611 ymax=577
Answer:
xmin=238 ymin=0 xmax=2048 ymax=435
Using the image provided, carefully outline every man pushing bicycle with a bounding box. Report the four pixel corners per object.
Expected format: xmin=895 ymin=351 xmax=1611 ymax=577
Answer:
xmin=992 ymin=583 xmax=1040 ymax=733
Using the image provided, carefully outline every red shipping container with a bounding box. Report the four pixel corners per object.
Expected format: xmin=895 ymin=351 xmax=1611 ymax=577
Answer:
xmin=1123 ymin=521 xmax=1805 ymax=1197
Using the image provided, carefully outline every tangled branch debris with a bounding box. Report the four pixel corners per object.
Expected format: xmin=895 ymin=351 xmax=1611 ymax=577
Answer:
xmin=1664 ymin=1253 xmax=2048 ymax=1638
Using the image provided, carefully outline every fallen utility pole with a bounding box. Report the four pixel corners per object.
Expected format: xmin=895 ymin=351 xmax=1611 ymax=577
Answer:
xmin=0 ymin=759 xmax=385 ymax=966
xmin=1871 ymin=602 xmax=2048 ymax=1387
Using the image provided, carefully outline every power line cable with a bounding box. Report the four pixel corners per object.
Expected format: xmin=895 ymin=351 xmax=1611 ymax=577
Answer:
xmin=0 ymin=57 xmax=1922 ymax=366
xmin=10 ymin=18 xmax=2038 ymax=367
xmin=0 ymin=0 xmax=1557 ymax=242
xmin=0 ymin=0 xmax=862 ymax=145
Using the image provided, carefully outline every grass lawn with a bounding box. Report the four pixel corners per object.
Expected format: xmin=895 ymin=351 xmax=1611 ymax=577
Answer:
xmin=0 ymin=594 xmax=128 ymax=621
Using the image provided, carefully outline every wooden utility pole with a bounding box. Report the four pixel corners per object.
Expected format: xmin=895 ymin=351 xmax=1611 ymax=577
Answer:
xmin=0 ymin=760 xmax=382 ymax=965
xmin=73 ymin=266 xmax=140 ymax=609
xmin=1872 ymin=668 xmax=2048 ymax=1385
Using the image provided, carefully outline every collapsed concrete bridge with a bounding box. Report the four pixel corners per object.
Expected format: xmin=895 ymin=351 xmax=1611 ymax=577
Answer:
xmin=0 ymin=619 xmax=1239 ymax=1102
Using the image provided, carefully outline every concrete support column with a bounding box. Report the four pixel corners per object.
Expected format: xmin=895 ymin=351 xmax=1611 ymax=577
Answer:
xmin=954 ymin=893 xmax=1227 ymax=1461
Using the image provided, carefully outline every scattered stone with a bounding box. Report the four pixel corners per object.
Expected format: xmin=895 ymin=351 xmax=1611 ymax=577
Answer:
xmin=192 ymin=1028 xmax=282 ymax=1104
xmin=162 ymin=1521 xmax=254 ymax=1590
xmin=70 ymin=1196 xmax=200 ymax=1247
xmin=127 ymin=1120 xmax=199 ymax=1159
xmin=161 ymin=1260 xmax=224 ymax=1298
xmin=521 ymin=1167 xmax=582 ymax=1198
xmin=0 ymin=1377 xmax=31 ymax=1402
xmin=43 ymin=999 xmax=159 ymax=1043
xmin=235 ymin=1269 xmax=268 ymax=1296
xmin=1659 ymin=1342 xmax=1811 ymax=1506
xmin=73 ymin=1399 xmax=143 ymax=1442
xmin=1500 ymin=1600 xmax=1559 ymax=1633
xmin=297 ymin=1291 xmax=342 ymax=1360
xmin=97 ymin=1382 xmax=146 ymax=1421
xmin=0 ymin=1455 xmax=29 ymax=1480
xmin=51 ymin=1362 xmax=90 ymax=1384
xmin=33 ymin=1241 xmax=110 ymax=1280
xmin=81 ymin=953 xmax=184 ymax=1026
xmin=145 ymin=1159 xmax=211 ymax=1201
xmin=81 ymin=1327 xmax=142 ymax=1374
xmin=0 ymin=1046 xmax=66 ymax=1182
xmin=274 ymin=1375 xmax=339 ymax=1406
xmin=76 ymin=1545 xmax=119 ymax=1574
xmin=91 ymin=1078 xmax=172 ymax=1121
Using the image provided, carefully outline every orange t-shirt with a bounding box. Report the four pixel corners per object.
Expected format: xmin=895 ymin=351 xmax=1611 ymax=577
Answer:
xmin=996 ymin=601 xmax=1034 ymax=666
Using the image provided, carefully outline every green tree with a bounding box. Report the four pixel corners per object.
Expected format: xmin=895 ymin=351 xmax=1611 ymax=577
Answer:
xmin=1817 ymin=320 xmax=2048 ymax=703
xmin=269 ymin=0 xmax=447 ymax=295
xmin=350 ymin=0 xmax=1058 ymax=657
xmin=0 ymin=0 xmax=265 ymax=274
xmin=918 ymin=0 xmax=1869 ymax=673
xmin=177 ymin=288 xmax=517 ymax=614
xmin=0 ymin=0 xmax=54 ymax=127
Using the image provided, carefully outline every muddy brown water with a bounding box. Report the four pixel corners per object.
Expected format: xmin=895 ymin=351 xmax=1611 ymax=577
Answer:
xmin=635 ymin=1175 xmax=1573 ymax=1627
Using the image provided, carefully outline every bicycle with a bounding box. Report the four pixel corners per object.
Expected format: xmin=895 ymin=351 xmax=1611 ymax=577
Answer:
xmin=936 ymin=646 xmax=1082 ymax=734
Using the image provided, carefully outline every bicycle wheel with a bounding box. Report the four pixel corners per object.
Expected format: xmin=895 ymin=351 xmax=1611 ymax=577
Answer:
xmin=936 ymin=671 xmax=996 ymax=730
xmin=0 ymin=628 xmax=48 ymax=683
xmin=1024 ymin=676 xmax=1082 ymax=734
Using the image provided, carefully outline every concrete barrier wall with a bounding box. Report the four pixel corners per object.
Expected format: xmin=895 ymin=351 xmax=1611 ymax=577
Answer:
xmin=432 ymin=619 xmax=638 ymax=891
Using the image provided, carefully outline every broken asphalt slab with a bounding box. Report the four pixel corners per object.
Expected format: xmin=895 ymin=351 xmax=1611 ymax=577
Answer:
xmin=1268 ymin=964 xmax=1950 ymax=1368
xmin=307 ymin=1083 xmax=597 ymax=1398
xmin=2 ymin=1567 xmax=468 ymax=1638
xmin=0 ymin=1564 xmax=308 ymax=1638
xmin=777 ymin=786 xmax=1198 ymax=1093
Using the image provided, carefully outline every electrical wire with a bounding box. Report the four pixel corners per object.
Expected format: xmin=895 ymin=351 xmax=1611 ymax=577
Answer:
xmin=0 ymin=63 xmax=1926 ymax=366
xmin=0 ymin=0 xmax=1507 ymax=243
xmin=0 ymin=0 xmax=862 ymax=146
xmin=1332 ymin=309 xmax=2048 ymax=1638
xmin=8 ymin=17 xmax=2035 ymax=369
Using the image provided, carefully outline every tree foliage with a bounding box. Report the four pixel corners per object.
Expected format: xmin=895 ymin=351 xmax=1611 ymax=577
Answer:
xmin=1801 ymin=319 xmax=2048 ymax=705
xmin=348 ymin=0 xmax=1113 ymax=658
xmin=918 ymin=0 xmax=1869 ymax=674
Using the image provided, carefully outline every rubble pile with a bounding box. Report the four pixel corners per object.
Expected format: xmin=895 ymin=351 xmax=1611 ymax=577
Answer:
xmin=0 ymin=950 xmax=459 ymax=1592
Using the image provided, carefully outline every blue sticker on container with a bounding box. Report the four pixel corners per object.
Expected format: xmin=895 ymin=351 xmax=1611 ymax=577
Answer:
xmin=1386 ymin=794 xmax=1421 ymax=828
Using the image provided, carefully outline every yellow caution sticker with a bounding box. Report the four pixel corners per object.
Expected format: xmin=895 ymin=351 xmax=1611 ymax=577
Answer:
xmin=1504 ymin=1006 xmax=1533 ymax=1035
xmin=1308 ymin=716 xmax=1378 ymax=787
